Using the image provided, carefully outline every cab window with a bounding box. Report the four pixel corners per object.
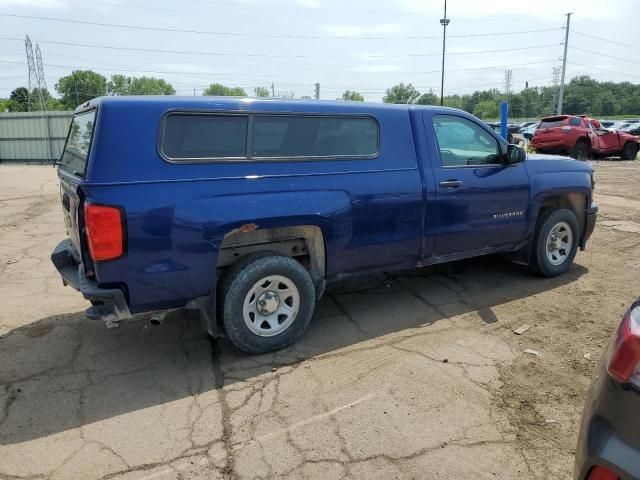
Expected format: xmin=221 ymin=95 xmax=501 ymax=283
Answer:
xmin=433 ymin=115 xmax=500 ymax=167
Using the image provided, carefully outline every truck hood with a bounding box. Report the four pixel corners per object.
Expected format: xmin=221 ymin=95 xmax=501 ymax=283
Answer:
xmin=524 ymin=153 xmax=593 ymax=174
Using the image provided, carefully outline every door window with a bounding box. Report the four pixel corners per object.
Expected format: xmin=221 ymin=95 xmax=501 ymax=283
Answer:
xmin=433 ymin=115 xmax=501 ymax=167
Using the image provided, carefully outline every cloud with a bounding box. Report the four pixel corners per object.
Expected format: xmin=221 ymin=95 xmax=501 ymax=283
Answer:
xmin=324 ymin=23 xmax=403 ymax=37
xmin=0 ymin=0 xmax=68 ymax=7
xmin=395 ymin=0 xmax=620 ymax=19
xmin=296 ymin=0 xmax=321 ymax=8
xmin=352 ymin=64 xmax=401 ymax=73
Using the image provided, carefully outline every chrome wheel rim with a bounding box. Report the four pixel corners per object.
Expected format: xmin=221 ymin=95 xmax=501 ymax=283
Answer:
xmin=545 ymin=221 xmax=573 ymax=266
xmin=242 ymin=275 xmax=299 ymax=337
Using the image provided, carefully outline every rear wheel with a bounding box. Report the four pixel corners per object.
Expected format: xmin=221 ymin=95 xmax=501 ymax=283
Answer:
xmin=530 ymin=209 xmax=579 ymax=277
xmin=219 ymin=254 xmax=315 ymax=354
xmin=571 ymin=139 xmax=590 ymax=160
xmin=621 ymin=142 xmax=638 ymax=160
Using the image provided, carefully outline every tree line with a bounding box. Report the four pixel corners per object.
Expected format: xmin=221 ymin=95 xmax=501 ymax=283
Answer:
xmin=380 ymin=77 xmax=640 ymax=118
xmin=1 ymin=69 xmax=639 ymax=119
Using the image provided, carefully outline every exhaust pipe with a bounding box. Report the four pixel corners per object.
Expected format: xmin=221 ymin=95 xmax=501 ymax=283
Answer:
xmin=149 ymin=312 xmax=167 ymax=326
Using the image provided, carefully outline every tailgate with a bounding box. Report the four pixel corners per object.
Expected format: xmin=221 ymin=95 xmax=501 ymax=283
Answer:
xmin=535 ymin=117 xmax=569 ymax=138
xmin=536 ymin=126 xmax=562 ymax=139
xmin=57 ymin=109 xmax=97 ymax=258
xmin=59 ymin=174 xmax=84 ymax=258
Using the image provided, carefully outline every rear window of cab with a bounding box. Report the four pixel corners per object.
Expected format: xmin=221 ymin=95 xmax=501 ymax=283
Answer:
xmin=159 ymin=112 xmax=379 ymax=162
xmin=539 ymin=116 xmax=582 ymax=129
xmin=59 ymin=109 xmax=96 ymax=177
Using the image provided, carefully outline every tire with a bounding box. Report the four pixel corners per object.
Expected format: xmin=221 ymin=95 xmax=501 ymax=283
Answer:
xmin=219 ymin=254 xmax=316 ymax=354
xmin=571 ymin=139 xmax=590 ymax=160
xmin=530 ymin=208 xmax=579 ymax=278
xmin=621 ymin=142 xmax=638 ymax=160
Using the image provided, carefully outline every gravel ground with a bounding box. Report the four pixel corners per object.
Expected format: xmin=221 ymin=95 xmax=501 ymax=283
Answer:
xmin=0 ymin=162 xmax=638 ymax=480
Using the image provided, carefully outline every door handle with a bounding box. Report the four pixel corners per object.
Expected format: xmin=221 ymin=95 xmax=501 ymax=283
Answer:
xmin=439 ymin=180 xmax=463 ymax=188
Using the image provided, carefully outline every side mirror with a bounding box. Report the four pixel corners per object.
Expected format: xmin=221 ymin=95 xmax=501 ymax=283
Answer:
xmin=506 ymin=144 xmax=526 ymax=164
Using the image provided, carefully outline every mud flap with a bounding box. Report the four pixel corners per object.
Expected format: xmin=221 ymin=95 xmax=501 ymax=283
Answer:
xmin=199 ymin=295 xmax=220 ymax=338
xmin=508 ymin=240 xmax=532 ymax=266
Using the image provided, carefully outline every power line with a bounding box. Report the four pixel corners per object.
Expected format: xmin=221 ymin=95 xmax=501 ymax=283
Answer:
xmin=146 ymin=0 xmax=561 ymax=24
xmin=0 ymin=14 xmax=562 ymax=40
xmin=60 ymin=0 xmax=557 ymax=25
xmin=567 ymin=61 xmax=640 ymax=80
xmin=0 ymin=36 xmax=563 ymax=60
xmin=66 ymin=0 xmax=441 ymax=18
xmin=573 ymin=18 xmax=625 ymax=30
xmin=571 ymin=30 xmax=640 ymax=52
xmin=569 ymin=46 xmax=640 ymax=66
xmin=0 ymin=58 xmax=560 ymax=78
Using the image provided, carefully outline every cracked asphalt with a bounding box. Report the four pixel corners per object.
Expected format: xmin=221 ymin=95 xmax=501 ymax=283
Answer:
xmin=1 ymin=163 xmax=639 ymax=480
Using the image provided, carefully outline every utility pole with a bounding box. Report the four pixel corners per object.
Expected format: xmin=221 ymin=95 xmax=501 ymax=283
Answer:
xmin=25 ymin=37 xmax=54 ymax=161
xmin=25 ymin=36 xmax=49 ymax=111
xmin=271 ymin=82 xmax=275 ymax=97
xmin=557 ymin=12 xmax=572 ymax=115
xmin=439 ymin=0 xmax=450 ymax=106
xmin=547 ymin=66 xmax=561 ymax=116
xmin=24 ymin=35 xmax=36 ymax=112
xmin=503 ymin=70 xmax=512 ymax=97
xmin=314 ymin=82 xmax=320 ymax=100
xmin=504 ymin=69 xmax=512 ymax=117
xmin=34 ymin=43 xmax=54 ymax=160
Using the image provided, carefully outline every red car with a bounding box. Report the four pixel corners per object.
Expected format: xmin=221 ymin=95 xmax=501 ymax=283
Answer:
xmin=531 ymin=115 xmax=640 ymax=160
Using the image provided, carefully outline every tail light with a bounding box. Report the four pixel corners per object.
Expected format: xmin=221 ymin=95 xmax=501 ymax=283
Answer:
xmin=607 ymin=303 xmax=640 ymax=388
xmin=587 ymin=465 xmax=619 ymax=480
xmin=84 ymin=203 xmax=125 ymax=262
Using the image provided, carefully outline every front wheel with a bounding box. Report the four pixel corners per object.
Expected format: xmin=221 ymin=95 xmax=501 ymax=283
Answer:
xmin=530 ymin=209 xmax=579 ymax=277
xmin=220 ymin=254 xmax=316 ymax=354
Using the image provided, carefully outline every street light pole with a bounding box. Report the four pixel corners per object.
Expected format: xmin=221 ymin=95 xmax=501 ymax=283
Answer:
xmin=439 ymin=0 xmax=450 ymax=106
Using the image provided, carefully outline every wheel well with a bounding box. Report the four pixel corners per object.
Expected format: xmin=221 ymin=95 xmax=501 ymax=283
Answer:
xmin=538 ymin=193 xmax=586 ymax=232
xmin=575 ymin=136 xmax=590 ymax=148
xmin=217 ymin=225 xmax=326 ymax=286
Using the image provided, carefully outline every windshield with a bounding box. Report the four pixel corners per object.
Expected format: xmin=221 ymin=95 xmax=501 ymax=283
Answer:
xmin=59 ymin=110 xmax=96 ymax=177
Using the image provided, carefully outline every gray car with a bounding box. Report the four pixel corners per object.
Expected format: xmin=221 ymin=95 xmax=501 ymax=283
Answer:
xmin=575 ymin=298 xmax=640 ymax=479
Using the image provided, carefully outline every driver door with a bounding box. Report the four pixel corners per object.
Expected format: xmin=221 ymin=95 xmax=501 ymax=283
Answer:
xmin=427 ymin=113 xmax=531 ymax=256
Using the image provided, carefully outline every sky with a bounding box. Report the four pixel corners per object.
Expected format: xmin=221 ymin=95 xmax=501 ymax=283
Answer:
xmin=0 ymin=0 xmax=638 ymax=102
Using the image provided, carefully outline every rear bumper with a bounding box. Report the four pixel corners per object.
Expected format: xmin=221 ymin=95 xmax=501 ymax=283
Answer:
xmin=580 ymin=203 xmax=598 ymax=250
xmin=51 ymin=239 xmax=132 ymax=321
xmin=574 ymin=376 xmax=640 ymax=479
xmin=530 ymin=139 xmax=568 ymax=150
xmin=575 ymin=418 xmax=640 ymax=480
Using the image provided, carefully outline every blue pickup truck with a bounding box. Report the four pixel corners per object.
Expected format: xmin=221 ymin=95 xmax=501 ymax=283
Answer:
xmin=51 ymin=97 xmax=597 ymax=353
